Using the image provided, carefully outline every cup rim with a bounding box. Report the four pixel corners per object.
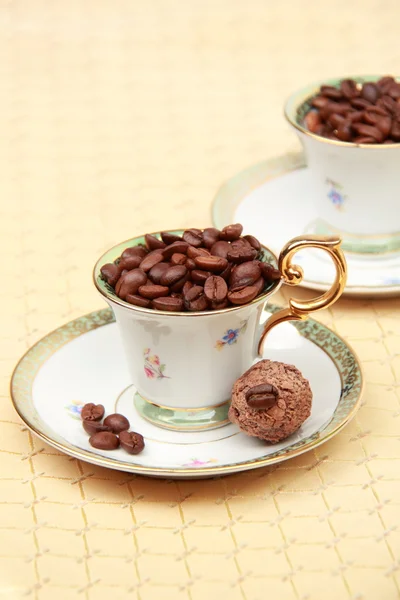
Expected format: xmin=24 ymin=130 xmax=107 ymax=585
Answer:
xmin=93 ymin=230 xmax=282 ymax=317
xmin=284 ymin=74 xmax=400 ymax=149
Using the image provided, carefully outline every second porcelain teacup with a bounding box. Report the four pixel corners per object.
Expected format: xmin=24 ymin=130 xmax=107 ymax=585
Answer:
xmin=94 ymin=231 xmax=347 ymax=431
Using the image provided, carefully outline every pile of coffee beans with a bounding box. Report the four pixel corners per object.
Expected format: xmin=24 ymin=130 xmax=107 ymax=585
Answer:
xmin=303 ymin=76 xmax=400 ymax=144
xmin=100 ymin=224 xmax=281 ymax=312
xmin=81 ymin=403 xmax=145 ymax=454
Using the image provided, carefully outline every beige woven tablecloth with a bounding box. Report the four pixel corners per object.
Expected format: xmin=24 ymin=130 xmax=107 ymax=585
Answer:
xmin=1 ymin=1 xmax=400 ymax=598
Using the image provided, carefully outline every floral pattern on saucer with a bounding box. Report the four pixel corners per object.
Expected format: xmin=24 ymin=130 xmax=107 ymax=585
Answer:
xmin=143 ymin=348 xmax=169 ymax=379
xmin=65 ymin=400 xmax=84 ymax=420
xmin=215 ymin=320 xmax=247 ymax=350
xmin=183 ymin=458 xmax=218 ymax=468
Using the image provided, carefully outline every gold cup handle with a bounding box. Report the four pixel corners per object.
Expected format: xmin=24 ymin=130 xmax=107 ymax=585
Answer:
xmin=258 ymin=235 xmax=347 ymax=356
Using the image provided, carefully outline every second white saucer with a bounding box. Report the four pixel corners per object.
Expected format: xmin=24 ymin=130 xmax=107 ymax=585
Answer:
xmin=212 ymin=153 xmax=400 ymax=297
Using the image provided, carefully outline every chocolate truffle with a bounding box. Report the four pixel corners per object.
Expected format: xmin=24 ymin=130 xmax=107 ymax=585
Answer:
xmin=229 ymin=360 xmax=312 ymax=443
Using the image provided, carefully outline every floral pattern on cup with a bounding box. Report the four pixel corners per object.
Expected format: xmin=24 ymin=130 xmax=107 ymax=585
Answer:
xmin=183 ymin=458 xmax=218 ymax=468
xmin=215 ymin=320 xmax=248 ymax=351
xmin=326 ymin=178 xmax=346 ymax=211
xmin=143 ymin=348 xmax=170 ymax=379
xmin=65 ymin=400 xmax=84 ymax=420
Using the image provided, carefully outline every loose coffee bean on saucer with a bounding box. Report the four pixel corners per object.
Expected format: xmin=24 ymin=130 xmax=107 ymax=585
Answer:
xmin=89 ymin=431 xmax=120 ymax=450
xmin=82 ymin=420 xmax=111 ymax=435
xmin=100 ymin=224 xmax=281 ymax=311
xmin=103 ymin=413 xmax=130 ymax=433
xmin=119 ymin=431 xmax=145 ymax=455
xmin=81 ymin=403 xmax=105 ymax=421
xmin=303 ymin=76 xmax=400 ymax=144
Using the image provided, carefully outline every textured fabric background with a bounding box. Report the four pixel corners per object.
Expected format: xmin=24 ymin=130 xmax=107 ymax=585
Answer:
xmin=1 ymin=1 xmax=400 ymax=599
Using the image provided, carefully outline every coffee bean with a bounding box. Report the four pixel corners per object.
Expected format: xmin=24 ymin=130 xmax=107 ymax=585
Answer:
xmin=170 ymin=253 xmax=187 ymax=265
xmin=388 ymin=82 xmax=400 ymax=99
xmin=170 ymin=271 xmax=190 ymax=292
xmin=336 ymin=120 xmax=352 ymax=141
xmin=121 ymin=246 xmax=147 ymax=260
xmin=227 ymin=284 xmax=260 ymax=305
xmin=119 ymin=431 xmax=145 ymax=455
xmin=185 ymin=258 xmax=196 ymax=271
xmin=184 ymin=285 xmax=208 ymax=311
xmin=227 ymin=242 xmax=258 ymax=263
xmin=139 ymin=250 xmax=164 ymax=272
xmin=210 ymin=240 xmax=231 ymax=259
xmin=103 ymin=413 xmax=130 ymax=433
xmin=89 ymin=431 xmax=120 ymax=450
xmin=320 ymin=85 xmax=343 ymax=100
xmin=183 ymin=228 xmax=203 ymax=247
xmin=340 ymin=78 xmax=359 ymax=99
xmin=377 ymin=76 xmax=395 ymax=93
xmin=375 ymin=115 xmax=392 ymax=137
xmin=245 ymin=384 xmax=278 ymax=409
xmin=152 ymin=296 xmax=184 ymax=311
xmin=352 ymin=123 xmax=383 ymax=142
xmin=253 ymin=276 xmax=266 ymax=295
xmin=353 ymin=136 xmax=377 ymax=144
xmin=391 ymin=121 xmax=400 ymax=141
xmin=219 ymin=262 xmax=232 ymax=281
xmin=100 ymin=263 xmax=121 ymax=287
xmin=82 ymin=420 xmax=111 ymax=435
xmin=243 ymin=234 xmax=261 ymax=251
xmin=191 ymin=269 xmax=212 ymax=284
xmin=230 ymin=261 xmax=262 ymax=290
xmin=361 ymin=82 xmax=380 ymax=104
xmin=219 ymin=223 xmax=243 ymax=241
xmin=328 ymin=113 xmax=345 ymax=129
xmin=351 ymin=97 xmax=372 ymax=110
xmin=116 ymin=269 xmax=148 ymax=299
xmin=182 ymin=281 xmax=194 ymax=295
xmin=145 ymin=234 xmax=166 ymax=250
xmin=203 ymin=227 xmax=220 ymax=248
xmin=118 ymin=254 xmax=143 ymax=271
xmin=148 ymin=262 xmax=170 ymax=284
xmin=126 ymin=294 xmax=151 ymax=308
xmin=162 ymin=241 xmax=189 ymax=259
xmin=194 ymin=256 xmax=228 ymax=272
xmin=160 ymin=265 xmax=188 ymax=286
xmin=347 ymin=110 xmax=364 ymax=122
xmin=260 ymin=263 xmax=281 ymax=281
xmin=186 ymin=294 xmax=208 ymax=311
xmin=311 ymin=95 xmax=330 ymax=109
xmin=187 ymin=246 xmax=210 ymax=259
xmin=81 ymin=403 xmax=105 ymax=421
xmin=210 ymin=299 xmax=229 ymax=310
xmin=378 ymin=95 xmax=398 ymax=116
xmin=204 ymin=276 xmax=228 ymax=302
xmin=161 ymin=231 xmax=182 ymax=244
xmin=304 ymin=110 xmax=321 ymax=133
xmin=138 ymin=284 xmax=170 ymax=299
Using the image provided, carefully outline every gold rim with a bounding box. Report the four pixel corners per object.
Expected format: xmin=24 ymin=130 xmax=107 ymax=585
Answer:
xmin=140 ymin=394 xmax=230 ymax=413
xmin=284 ymin=74 xmax=400 ymax=149
xmin=93 ymin=229 xmax=281 ymax=317
xmin=9 ymin=308 xmax=364 ymax=478
xmin=211 ymin=153 xmax=400 ymax=294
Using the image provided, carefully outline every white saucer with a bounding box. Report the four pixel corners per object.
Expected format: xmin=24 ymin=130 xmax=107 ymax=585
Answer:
xmin=10 ymin=307 xmax=363 ymax=479
xmin=212 ymin=153 xmax=400 ymax=297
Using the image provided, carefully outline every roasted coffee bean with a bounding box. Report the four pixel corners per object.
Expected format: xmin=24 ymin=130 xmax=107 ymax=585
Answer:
xmin=227 ymin=241 xmax=258 ymax=263
xmin=245 ymin=384 xmax=279 ymax=409
xmin=260 ymin=262 xmax=281 ymax=281
xmin=117 ymin=269 xmax=148 ymax=299
xmin=89 ymin=431 xmax=120 ymax=450
xmin=320 ymin=85 xmax=343 ymax=100
xmin=227 ymin=284 xmax=260 ymax=305
xmin=243 ymin=234 xmax=261 ymax=251
xmin=351 ymin=97 xmax=372 ymax=110
xmin=82 ymin=420 xmax=111 ymax=435
xmin=352 ymin=123 xmax=383 ymax=142
xmin=336 ymin=120 xmax=352 ymax=142
xmin=126 ymin=294 xmax=151 ymax=308
xmin=138 ymin=284 xmax=170 ymax=299
xmin=304 ymin=110 xmax=321 ymax=133
xmin=187 ymin=246 xmax=210 ymax=259
xmin=148 ymin=261 xmax=170 ymax=284
xmin=185 ymin=258 xmax=196 ymax=270
xmin=145 ymin=234 xmax=166 ymax=250
xmin=204 ymin=276 xmax=228 ymax=302
xmin=152 ymin=296 xmax=184 ymax=311
xmin=340 ymin=79 xmax=359 ymax=99
xmin=100 ymin=263 xmax=121 ymax=287
xmin=118 ymin=254 xmax=143 ymax=271
xmin=388 ymin=82 xmax=400 ymax=99
xmin=311 ymin=95 xmax=330 ymax=109
xmin=184 ymin=285 xmax=208 ymax=311
xmin=328 ymin=112 xmax=345 ymax=129
xmin=353 ymin=136 xmax=377 ymax=144
xmin=219 ymin=223 xmax=243 ymax=241
xmin=170 ymin=271 xmax=190 ymax=292
xmin=161 ymin=231 xmax=182 ymax=244
xmin=186 ymin=294 xmax=208 ymax=311
xmin=210 ymin=299 xmax=229 ymax=310
xmin=103 ymin=413 xmax=130 ymax=433
xmin=183 ymin=285 xmax=203 ymax=301
xmin=162 ymin=241 xmax=189 ymax=259
xmin=391 ymin=121 xmax=400 ymax=141
xmin=139 ymin=250 xmax=164 ymax=272
xmin=219 ymin=262 xmax=232 ymax=281
xmin=230 ymin=261 xmax=262 ymax=290
xmin=119 ymin=431 xmax=145 ymax=455
xmin=160 ymin=265 xmax=188 ymax=286
xmin=347 ymin=110 xmax=364 ymax=122
xmin=377 ymin=76 xmax=396 ymax=93
xmin=170 ymin=253 xmax=187 ymax=265
xmin=194 ymin=255 xmax=228 ymax=272
xmin=361 ymin=82 xmax=380 ymax=104
xmin=183 ymin=228 xmax=203 ymax=247
xmin=121 ymin=246 xmax=147 ymax=260
xmin=253 ymin=276 xmax=266 ymax=295
xmin=210 ymin=240 xmax=231 ymax=259
xmin=182 ymin=281 xmax=194 ymax=295
xmin=203 ymin=227 xmax=220 ymax=248
xmin=191 ymin=269 xmax=212 ymax=284
xmin=81 ymin=403 xmax=105 ymax=422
